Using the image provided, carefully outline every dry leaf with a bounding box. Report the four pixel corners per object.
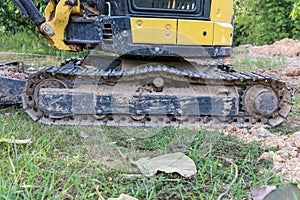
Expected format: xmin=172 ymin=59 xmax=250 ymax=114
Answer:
xmin=0 ymin=138 xmax=31 ymax=144
xmin=107 ymin=194 xmax=138 ymax=200
xmin=80 ymin=131 xmax=89 ymax=139
xmin=264 ymin=183 xmax=300 ymax=200
xmin=251 ymin=185 xmax=277 ymax=200
xmin=132 ymin=152 xmax=197 ymax=177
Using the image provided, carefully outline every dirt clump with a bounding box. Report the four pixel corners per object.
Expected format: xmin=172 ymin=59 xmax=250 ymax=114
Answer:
xmin=224 ymin=126 xmax=300 ymax=181
xmin=236 ymin=38 xmax=300 ymax=57
xmin=284 ymin=67 xmax=300 ymax=77
xmin=0 ymin=66 xmax=29 ymax=80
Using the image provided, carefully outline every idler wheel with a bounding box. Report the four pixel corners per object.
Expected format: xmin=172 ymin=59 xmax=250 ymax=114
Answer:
xmin=244 ymin=85 xmax=279 ymax=117
xmin=33 ymin=78 xmax=68 ymax=112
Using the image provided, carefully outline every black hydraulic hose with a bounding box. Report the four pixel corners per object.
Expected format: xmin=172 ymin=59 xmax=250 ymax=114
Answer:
xmin=12 ymin=0 xmax=44 ymax=26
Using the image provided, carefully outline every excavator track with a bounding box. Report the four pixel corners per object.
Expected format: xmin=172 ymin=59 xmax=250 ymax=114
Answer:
xmin=22 ymin=58 xmax=292 ymax=128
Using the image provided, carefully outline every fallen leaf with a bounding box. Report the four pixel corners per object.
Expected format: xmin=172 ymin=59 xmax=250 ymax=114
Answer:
xmin=0 ymin=138 xmax=31 ymax=144
xmin=264 ymin=183 xmax=300 ymax=200
xmin=80 ymin=131 xmax=89 ymax=139
xmin=251 ymin=185 xmax=277 ymax=200
xmin=108 ymin=194 xmax=138 ymax=200
xmin=132 ymin=152 xmax=197 ymax=177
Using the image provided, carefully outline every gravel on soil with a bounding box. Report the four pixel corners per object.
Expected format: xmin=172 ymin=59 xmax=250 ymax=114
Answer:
xmin=0 ymin=66 xmax=29 ymax=80
xmin=224 ymin=126 xmax=300 ymax=182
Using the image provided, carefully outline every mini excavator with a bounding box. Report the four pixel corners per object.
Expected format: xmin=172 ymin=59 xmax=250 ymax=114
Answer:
xmin=0 ymin=0 xmax=292 ymax=127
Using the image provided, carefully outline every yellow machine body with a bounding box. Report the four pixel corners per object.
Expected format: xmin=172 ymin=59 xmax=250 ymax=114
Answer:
xmin=37 ymin=0 xmax=234 ymax=53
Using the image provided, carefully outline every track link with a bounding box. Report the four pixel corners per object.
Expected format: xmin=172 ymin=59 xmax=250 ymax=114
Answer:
xmin=22 ymin=58 xmax=293 ymax=128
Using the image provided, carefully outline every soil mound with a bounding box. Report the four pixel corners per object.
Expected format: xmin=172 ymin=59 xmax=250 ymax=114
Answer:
xmin=249 ymin=38 xmax=300 ymax=57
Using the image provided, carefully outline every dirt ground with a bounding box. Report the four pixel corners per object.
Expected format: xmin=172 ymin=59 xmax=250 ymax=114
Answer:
xmin=226 ymin=38 xmax=300 ymax=73
xmin=224 ymin=126 xmax=300 ymax=182
xmin=225 ymin=38 xmax=300 ymax=182
xmin=234 ymin=38 xmax=300 ymax=57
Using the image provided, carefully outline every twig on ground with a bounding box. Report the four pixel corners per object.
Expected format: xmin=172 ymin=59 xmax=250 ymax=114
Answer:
xmin=117 ymin=148 xmax=127 ymax=160
xmin=0 ymin=138 xmax=31 ymax=144
xmin=96 ymin=185 xmax=105 ymax=200
xmin=215 ymin=156 xmax=239 ymax=200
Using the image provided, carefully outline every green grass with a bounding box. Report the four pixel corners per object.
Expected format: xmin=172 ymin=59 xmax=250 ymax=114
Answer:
xmin=0 ymin=31 xmax=87 ymax=70
xmin=0 ymin=31 xmax=86 ymax=58
xmin=0 ymin=107 xmax=285 ymax=199
xmin=0 ymin=31 xmax=292 ymax=199
xmin=233 ymin=56 xmax=286 ymax=72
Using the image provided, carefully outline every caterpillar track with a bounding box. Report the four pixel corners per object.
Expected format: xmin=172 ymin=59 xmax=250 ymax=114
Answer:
xmin=22 ymin=57 xmax=292 ymax=128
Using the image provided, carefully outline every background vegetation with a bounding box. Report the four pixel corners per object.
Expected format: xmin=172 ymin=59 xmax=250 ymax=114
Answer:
xmin=0 ymin=0 xmax=48 ymax=33
xmin=234 ymin=0 xmax=300 ymax=45
xmin=1 ymin=0 xmax=300 ymax=46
